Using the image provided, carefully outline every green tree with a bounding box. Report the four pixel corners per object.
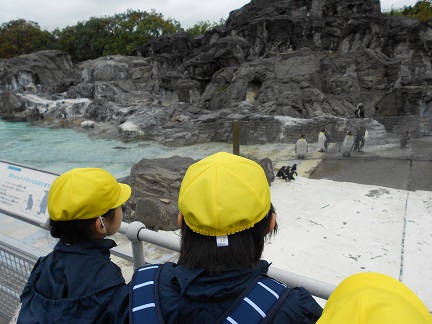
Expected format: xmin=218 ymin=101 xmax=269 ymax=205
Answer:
xmin=0 ymin=19 xmax=54 ymax=58
xmin=54 ymin=9 xmax=183 ymax=61
xmin=186 ymin=19 xmax=225 ymax=38
xmin=410 ymin=0 xmax=432 ymax=21
xmin=53 ymin=26 xmax=78 ymax=61
xmin=54 ymin=16 xmax=113 ymax=62
xmin=104 ymin=9 xmax=183 ymax=56
xmin=385 ymin=0 xmax=432 ymax=21
xmin=0 ymin=10 xmax=224 ymax=61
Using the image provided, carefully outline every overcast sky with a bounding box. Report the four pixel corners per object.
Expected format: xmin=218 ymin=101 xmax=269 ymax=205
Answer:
xmin=0 ymin=0 xmax=422 ymax=32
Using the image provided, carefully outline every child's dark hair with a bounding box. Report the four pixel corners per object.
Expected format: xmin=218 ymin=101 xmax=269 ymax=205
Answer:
xmin=50 ymin=208 xmax=115 ymax=244
xmin=178 ymin=204 xmax=277 ymax=273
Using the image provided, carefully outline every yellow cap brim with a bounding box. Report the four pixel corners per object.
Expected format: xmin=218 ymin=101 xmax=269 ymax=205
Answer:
xmin=113 ymin=183 xmax=131 ymax=209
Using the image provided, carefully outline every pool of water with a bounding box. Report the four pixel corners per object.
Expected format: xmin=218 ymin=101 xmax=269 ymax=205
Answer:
xmin=0 ymin=119 xmax=237 ymax=177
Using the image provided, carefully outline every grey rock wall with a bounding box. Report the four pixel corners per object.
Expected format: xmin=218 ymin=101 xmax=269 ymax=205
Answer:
xmin=0 ymin=0 xmax=431 ymax=140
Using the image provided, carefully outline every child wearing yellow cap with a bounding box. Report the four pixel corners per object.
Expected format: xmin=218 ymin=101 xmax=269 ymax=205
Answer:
xmin=18 ymin=168 xmax=132 ymax=323
xmin=130 ymin=152 xmax=322 ymax=323
xmin=317 ymin=272 xmax=432 ymax=324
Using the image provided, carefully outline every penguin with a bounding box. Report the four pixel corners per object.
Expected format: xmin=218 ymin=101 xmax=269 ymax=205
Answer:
xmin=354 ymin=103 xmax=366 ymax=118
xmin=318 ymin=129 xmax=327 ymax=152
xmin=276 ymin=166 xmax=288 ymax=179
xmin=341 ymin=131 xmax=354 ymax=157
xmin=364 ymin=129 xmax=369 ymax=148
xmin=286 ymin=173 xmax=295 ymax=181
xmin=295 ymin=134 xmax=308 ymax=159
xmin=285 ymin=166 xmax=295 ymax=181
xmin=290 ymin=164 xmax=298 ymax=177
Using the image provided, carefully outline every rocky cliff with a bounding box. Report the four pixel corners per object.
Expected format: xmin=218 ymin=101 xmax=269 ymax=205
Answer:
xmin=2 ymin=0 xmax=430 ymax=230
xmin=1 ymin=0 xmax=431 ymax=146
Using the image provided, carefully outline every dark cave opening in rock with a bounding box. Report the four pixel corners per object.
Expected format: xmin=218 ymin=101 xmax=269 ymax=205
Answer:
xmin=246 ymin=79 xmax=262 ymax=104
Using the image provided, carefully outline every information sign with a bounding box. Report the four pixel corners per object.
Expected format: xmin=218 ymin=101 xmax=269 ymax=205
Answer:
xmin=0 ymin=161 xmax=58 ymax=227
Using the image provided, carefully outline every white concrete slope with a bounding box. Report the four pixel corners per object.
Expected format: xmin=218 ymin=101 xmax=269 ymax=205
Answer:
xmin=266 ymin=175 xmax=432 ymax=311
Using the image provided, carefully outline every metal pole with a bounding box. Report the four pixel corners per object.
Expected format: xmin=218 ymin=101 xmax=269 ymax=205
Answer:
xmin=137 ymin=228 xmax=180 ymax=252
xmin=125 ymin=221 xmax=147 ymax=269
xmin=268 ymin=267 xmax=335 ymax=300
xmin=233 ymin=120 xmax=240 ymax=155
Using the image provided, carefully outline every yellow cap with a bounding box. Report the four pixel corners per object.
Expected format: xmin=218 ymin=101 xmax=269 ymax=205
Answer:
xmin=178 ymin=152 xmax=271 ymax=236
xmin=48 ymin=168 xmax=131 ymax=221
xmin=318 ymin=272 xmax=432 ymax=324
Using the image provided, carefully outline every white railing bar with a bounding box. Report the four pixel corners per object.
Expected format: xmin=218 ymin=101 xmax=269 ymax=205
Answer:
xmin=0 ymin=213 xmax=335 ymax=299
xmin=122 ymin=221 xmax=335 ymax=300
xmin=1 ymin=215 xmax=335 ymax=300
xmin=268 ymin=267 xmax=335 ymax=299
xmin=0 ymin=233 xmax=46 ymax=262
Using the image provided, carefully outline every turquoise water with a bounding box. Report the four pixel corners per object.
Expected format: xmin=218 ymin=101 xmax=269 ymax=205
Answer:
xmin=0 ymin=119 xmax=235 ymax=178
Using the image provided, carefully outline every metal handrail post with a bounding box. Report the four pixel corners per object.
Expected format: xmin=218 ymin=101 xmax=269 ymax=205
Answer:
xmin=125 ymin=221 xmax=147 ymax=269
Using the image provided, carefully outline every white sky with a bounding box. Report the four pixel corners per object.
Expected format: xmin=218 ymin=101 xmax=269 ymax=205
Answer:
xmin=0 ymin=0 xmax=421 ymax=32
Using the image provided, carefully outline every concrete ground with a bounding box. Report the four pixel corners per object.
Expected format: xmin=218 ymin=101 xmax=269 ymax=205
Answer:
xmin=308 ymin=136 xmax=432 ymax=192
xmin=265 ymin=135 xmax=432 ymax=312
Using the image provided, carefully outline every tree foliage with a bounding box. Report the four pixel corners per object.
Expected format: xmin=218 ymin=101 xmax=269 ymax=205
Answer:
xmin=103 ymin=10 xmax=183 ymax=56
xmin=0 ymin=19 xmax=55 ymax=58
xmin=385 ymin=0 xmax=432 ymax=21
xmin=53 ymin=17 xmax=113 ymax=62
xmin=0 ymin=10 xmax=221 ymax=61
xmin=186 ymin=19 xmax=225 ymax=38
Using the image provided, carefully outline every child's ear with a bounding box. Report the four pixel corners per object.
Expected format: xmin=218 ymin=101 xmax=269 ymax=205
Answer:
xmin=266 ymin=212 xmax=276 ymax=235
xmin=177 ymin=212 xmax=183 ymax=226
xmin=94 ymin=217 xmax=106 ymax=237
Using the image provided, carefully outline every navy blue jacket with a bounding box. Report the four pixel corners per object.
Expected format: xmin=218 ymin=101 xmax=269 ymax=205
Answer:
xmin=157 ymin=260 xmax=322 ymax=323
xmin=18 ymin=239 xmax=129 ymax=324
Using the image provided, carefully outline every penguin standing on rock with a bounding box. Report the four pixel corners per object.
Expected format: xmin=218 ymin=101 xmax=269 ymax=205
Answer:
xmin=354 ymin=103 xmax=366 ymax=118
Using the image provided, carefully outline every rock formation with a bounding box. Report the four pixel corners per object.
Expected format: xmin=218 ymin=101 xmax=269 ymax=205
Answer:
xmin=121 ymin=156 xmax=195 ymax=230
xmin=1 ymin=0 xmax=431 ymax=142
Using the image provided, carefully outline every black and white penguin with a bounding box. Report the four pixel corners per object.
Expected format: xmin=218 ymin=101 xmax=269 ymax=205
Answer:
xmin=342 ymin=131 xmax=354 ymax=157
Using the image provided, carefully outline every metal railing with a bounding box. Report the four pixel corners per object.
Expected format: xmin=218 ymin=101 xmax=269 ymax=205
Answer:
xmin=122 ymin=221 xmax=335 ymax=298
xmin=0 ymin=233 xmax=45 ymax=321
xmin=0 ymin=215 xmax=335 ymax=320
